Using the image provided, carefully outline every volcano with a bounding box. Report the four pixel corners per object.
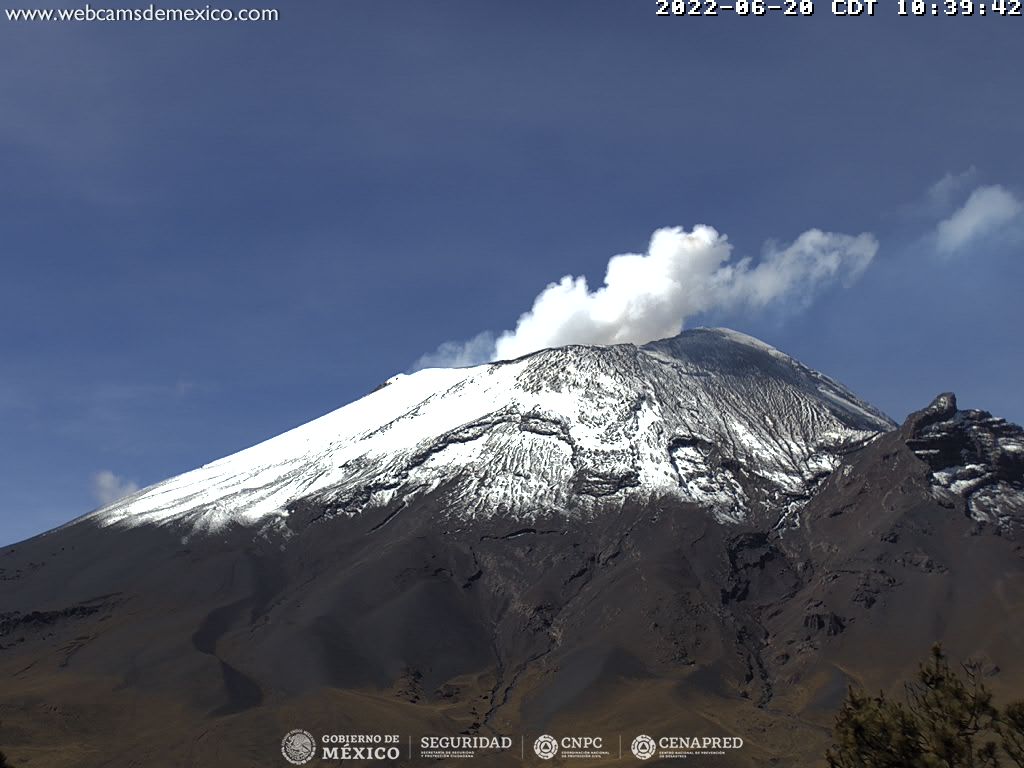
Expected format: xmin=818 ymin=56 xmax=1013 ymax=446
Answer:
xmin=2 ymin=328 xmax=1022 ymax=767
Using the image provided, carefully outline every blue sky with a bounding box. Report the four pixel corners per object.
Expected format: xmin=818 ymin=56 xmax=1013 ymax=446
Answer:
xmin=2 ymin=2 xmax=1022 ymax=545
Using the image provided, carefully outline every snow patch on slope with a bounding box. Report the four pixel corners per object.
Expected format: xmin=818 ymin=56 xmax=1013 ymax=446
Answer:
xmin=907 ymin=397 xmax=1024 ymax=529
xmin=91 ymin=328 xmax=895 ymax=533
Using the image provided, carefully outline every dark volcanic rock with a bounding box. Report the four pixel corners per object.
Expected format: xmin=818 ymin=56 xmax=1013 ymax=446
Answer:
xmin=903 ymin=392 xmax=1024 ymax=526
xmin=1 ymin=334 xmax=1023 ymax=768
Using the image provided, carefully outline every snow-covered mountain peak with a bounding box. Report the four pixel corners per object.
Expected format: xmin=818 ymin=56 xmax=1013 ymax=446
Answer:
xmin=91 ymin=328 xmax=894 ymax=534
xmin=905 ymin=393 xmax=1024 ymax=528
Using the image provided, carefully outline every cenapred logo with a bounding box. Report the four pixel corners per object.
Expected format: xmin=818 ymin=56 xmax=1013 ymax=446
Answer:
xmin=534 ymin=734 xmax=559 ymax=760
xmin=281 ymin=729 xmax=316 ymax=765
xmin=631 ymin=734 xmax=657 ymax=760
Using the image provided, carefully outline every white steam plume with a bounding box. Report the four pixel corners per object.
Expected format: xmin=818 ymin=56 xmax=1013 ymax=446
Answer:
xmin=92 ymin=470 xmax=139 ymax=506
xmin=416 ymin=224 xmax=877 ymax=369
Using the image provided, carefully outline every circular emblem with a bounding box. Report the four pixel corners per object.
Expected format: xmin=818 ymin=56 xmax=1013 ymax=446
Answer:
xmin=281 ymin=729 xmax=316 ymax=765
xmin=534 ymin=734 xmax=559 ymax=760
xmin=631 ymin=734 xmax=657 ymax=760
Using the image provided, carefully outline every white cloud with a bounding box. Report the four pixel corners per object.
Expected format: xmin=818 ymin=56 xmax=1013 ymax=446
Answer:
xmin=92 ymin=470 xmax=139 ymax=506
xmin=927 ymin=167 xmax=977 ymax=209
xmin=935 ymin=185 xmax=1023 ymax=254
xmin=417 ymin=223 xmax=877 ymax=368
xmin=413 ymin=331 xmax=496 ymax=370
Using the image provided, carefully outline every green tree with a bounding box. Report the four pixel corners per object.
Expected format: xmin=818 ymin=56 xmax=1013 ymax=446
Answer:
xmin=826 ymin=686 xmax=926 ymax=768
xmin=999 ymin=702 xmax=1024 ymax=767
xmin=827 ymin=645 xmax=1024 ymax=768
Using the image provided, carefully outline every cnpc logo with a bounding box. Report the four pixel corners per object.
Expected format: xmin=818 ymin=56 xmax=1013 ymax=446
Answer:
xmin=533 ymin=735 xmax=558 ymax=760
xmin=533 ymin=734 xmax=604 ymax=760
